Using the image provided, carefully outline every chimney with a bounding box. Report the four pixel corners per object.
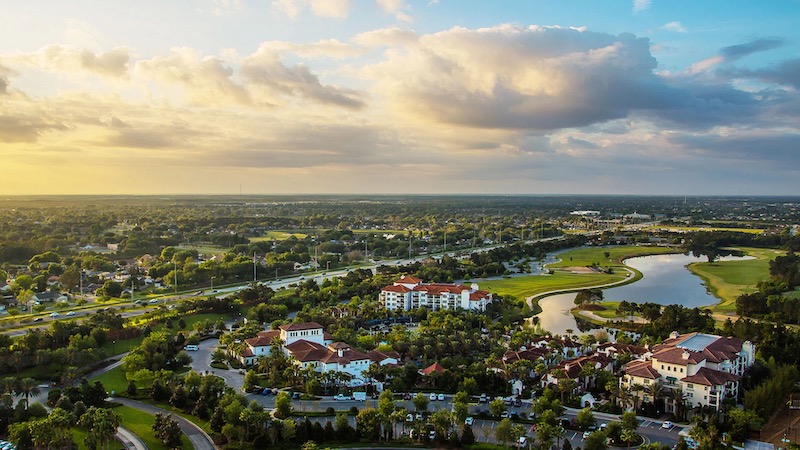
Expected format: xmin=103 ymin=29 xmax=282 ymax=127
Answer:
xmin=471 ymin=283 xmax=479 ymax=292
xmin=682 ymin=351 xmax=690 ymax=360
xmin=338 ymin=349 xmax=343 ymax=357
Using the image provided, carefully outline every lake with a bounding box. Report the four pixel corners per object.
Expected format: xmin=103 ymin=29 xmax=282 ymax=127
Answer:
xmin=534 ymin=252 xmax=749 ymax=336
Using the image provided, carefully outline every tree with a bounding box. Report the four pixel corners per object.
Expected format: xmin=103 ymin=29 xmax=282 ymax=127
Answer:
xmin=620 ymin=411 xmax=639 ymax=433
xmin=584 ymin=430 xmax=609 ymax=450
xmin=461 ymin=424 xmax=476 ymax=445
xmin=495 ymin=418 xmax=513 ymax=446
xmin=356 ymin=407 xmax=382 ymax=442
xmin=153 ymin=413 xmax=183 ymax=448
xmin=489 ymin=397 xmax=506 ymax=417
xmin=79 ymin=407 xmax=121 ymax=450
xmin=575 ymin=407 xmax=596 ymax=430
xmin=274 ymin=391 xmax=292 ymax=419
xmin=412 ymin=392 xmax=429 ymax=412
xmin=16 ymin=378 xmax=41 ymax=409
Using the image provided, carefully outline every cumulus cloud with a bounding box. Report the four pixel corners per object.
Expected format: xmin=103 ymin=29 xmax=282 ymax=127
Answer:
xmin=272 ymin=0 xmax=350 ymax=19
xmin=376 ymin=0 xmax=412 ymax=22
xmin=241 ymin=44 xmax=365 ymax=108
xmin=661 ymin=21 xmax=686 ymax=32
xmin=354 ymin=27 xmax=419 ymax=47
xmin=260 ymin=39 xmax=360 ymax=59
xmin=311 ymin=0 xmax=350 ymax=18
xmin=136 ymin=48 xmax=251 ymax=106
xmin=0 ymin=114 xmax=66 ymax=143
xmin=362 ymin=25 xmax=673 ymax=130
xmin=632 ymin=0 xmax=651 ymax=13
xmin=13 ymin=44 xmax=130 ymax=79
xmin=0 ymin=64 xmax=16 ymax=94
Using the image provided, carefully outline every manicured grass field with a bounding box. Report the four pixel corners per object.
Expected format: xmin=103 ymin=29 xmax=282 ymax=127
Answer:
xmin=591 ymin=301 xmax=623 ymax=319
xmin=114 ymin=405 xmax=193 ymax=450
xmin=687 ymin=247 xmax=784 ymax=312
xmin=249 ymin=231 xmax=309 ymax=241
xmin=644 ymin=225 xmax=765 ymax=234
xmin=92 ymin=364 xmax=129 ymax=395
xmin=176 ymin=244 xmax=230 ymax=255
xmin=480 ymin=272 xmax=628 ymax=302
xmin=547 ymin=246 xmax=676 ymax=268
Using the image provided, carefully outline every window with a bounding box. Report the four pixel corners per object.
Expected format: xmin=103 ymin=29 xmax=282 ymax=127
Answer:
xmin=687 ymin=383 xmax=693 ymax=389
xmin=680 ymin=368 xmax=684 ymax=373
xmin=661 ymin=365 xmax=664 ymax=369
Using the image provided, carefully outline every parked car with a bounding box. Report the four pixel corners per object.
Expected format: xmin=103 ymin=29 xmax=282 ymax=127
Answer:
xmin=261 ymin=388 xmax=271 ymax=395
xmin=429 ymin=393 xmax=437 ymax=401
xmin=500 ymin=411 xmax=510 ymax=418
xmin=292 ymin=392 xmax=301 ymax=399
xmin=334 ymin=393 xmax=348 ymax=401
xmin=583 ymin=431 xmax=593 ymax=439
xmin=519 ymin=436 xmax=528 ymax=447
xmin=479 ymin=394 xmax=488 ymax=403
xmin=465 ymin=416 xmax=474 ymax=426
xmin=437 ymin=393 xmax=445 ymax=401
xmin=514 ymin=398 xmax=522 ymax=407
xmin=661 ymin=421 xmax=674 ymax=429
xmin=406 ymin=413 xmax=414 ymax=422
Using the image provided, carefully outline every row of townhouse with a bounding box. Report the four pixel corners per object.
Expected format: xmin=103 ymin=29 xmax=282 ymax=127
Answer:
xmin=621 ymin=332 xmax=755 ymax=412
xmin=379 ymin=276 xmax=493 ymax=311
xmin=239 ymin=322 xmax=400 ymax=379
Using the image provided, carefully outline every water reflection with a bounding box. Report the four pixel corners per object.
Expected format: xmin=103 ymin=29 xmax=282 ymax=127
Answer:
xmin=534 ymin=253 xmax=750 ymax=336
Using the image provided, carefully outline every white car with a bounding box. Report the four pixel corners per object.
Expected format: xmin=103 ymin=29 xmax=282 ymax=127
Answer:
xmin=49 ymin=312 xmax=59 ymax=317
xmin=583 ymin=431 xmax=593 ymax=439
xmin=662 ymin=421 xmax=674 ymax=429
xmin=465 ymin=417 xmax=474 ymax=426
xmin=66 ymin=311 xmax=76 ymax=316
xmin=429 ymin=393 xmax=437 ymax=401
xmin=334 ymin=394 xmax=348 ymax=401
xmin=437 ymin=393 xmax=445 ymax=401
xmin=519 ymin=436 xmax=528 ymax=447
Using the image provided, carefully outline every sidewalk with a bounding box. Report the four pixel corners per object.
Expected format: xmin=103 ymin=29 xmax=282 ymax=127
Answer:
xmin=117 ymin=426 xmax=148 ymax=450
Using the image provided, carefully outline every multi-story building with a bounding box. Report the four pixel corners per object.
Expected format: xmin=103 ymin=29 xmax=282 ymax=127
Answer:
xmin=379 ymin=276 xmax=493 ymax=311
xmin=621 ymin=332 xmax=755 ymax=412
xmin=239 ymin=322 xmax=390 ymax=379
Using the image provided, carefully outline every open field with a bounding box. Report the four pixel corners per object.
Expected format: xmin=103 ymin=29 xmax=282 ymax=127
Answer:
xmin=92 ymin=364 xmax=129 ymax=395
xmin=547 ymin=245 xmax=676 ymax=268
xmin=643 ymin=225 xmax=765 ymax=234
xmin=114 ymin=405 xmax=193 ymax=450
xmin=249 ymin=231 xmax=309 ymax=241
xmin=687 ymin=247 xmax=784 ymax=312
xmin=175 ymin=244 xmax=230 ymax=255
xmin=481 ymin=272 xmax=627 ymax=302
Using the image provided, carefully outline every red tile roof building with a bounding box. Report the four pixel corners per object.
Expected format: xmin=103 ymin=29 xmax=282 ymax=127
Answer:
xmin=621 ymin=332 xmax=755 ymax=412
xmin=239 ymin=321 xmax=391 ymax=378
xmin=379 ymin=277 xmax=493 ymax=311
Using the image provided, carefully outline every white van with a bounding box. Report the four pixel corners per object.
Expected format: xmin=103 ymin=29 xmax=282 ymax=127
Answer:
xmin=184 ymin=345 xmax=199 ymax=351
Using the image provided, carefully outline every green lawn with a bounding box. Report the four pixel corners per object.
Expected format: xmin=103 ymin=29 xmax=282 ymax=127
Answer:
xmin=547 ymin=246 xmax=676 ymax=268
xmin=686 ymin=247 xmax=784 ymax=312
xmin=249 ymin=231 xmax=309 ymax=241
xmin=91 ymin=364 xmax=130 ymax=395
xmin=114 ymin=405 xmax=193 ymax=450
xmin=480 ymin=272 xmax=627 ymax=303
xmin=644 ymin=225 xmax=765 ymax=234
xmin=176 ymin=244 xmax=230 ymax=255
xmin=591 ymin=301 xmax=624 ymax=319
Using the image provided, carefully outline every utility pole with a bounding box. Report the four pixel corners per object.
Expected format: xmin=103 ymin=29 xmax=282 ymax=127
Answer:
xmin=174 ymin=261 xmax=178 ymax=293
xmin=253 ymin=252 xmax=257 ymax=282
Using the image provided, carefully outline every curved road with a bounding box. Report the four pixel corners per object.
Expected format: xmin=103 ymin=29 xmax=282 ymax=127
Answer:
xmin=114 ymin=397 xmax=217 ymax=450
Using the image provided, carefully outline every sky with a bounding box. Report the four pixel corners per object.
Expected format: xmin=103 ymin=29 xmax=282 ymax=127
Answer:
xmin=1 ymin=0 xmax=799 ymax=196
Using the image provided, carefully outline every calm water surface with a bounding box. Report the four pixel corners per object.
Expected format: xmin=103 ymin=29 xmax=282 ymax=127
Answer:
xmin=534 ymin=253 xmax=750 ymax=336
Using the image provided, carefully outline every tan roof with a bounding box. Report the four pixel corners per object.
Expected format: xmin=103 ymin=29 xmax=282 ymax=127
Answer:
xmin=284 ymin=339 xmax=370 ymax=365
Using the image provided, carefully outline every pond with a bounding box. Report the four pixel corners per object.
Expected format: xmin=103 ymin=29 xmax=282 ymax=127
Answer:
xmin=534 ymin=253 xmax=750 ymax=336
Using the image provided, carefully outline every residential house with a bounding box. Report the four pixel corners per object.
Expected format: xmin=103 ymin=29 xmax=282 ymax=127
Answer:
xmin=543 ymin=353 xmax=614 ymax=389
xmin=33 ymin=291 xmax=69 ymax=303
xmin=621 ymin=332 xmax=755 ymax=412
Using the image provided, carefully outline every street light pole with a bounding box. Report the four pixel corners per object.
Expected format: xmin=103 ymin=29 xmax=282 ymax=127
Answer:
xmin=211 ymin=276 xmax=216 ymax=291
xmin=173 ymin=261 xmax=178 ymax=293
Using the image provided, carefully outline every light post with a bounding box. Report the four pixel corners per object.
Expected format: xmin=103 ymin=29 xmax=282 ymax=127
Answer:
xmin=173 ymin=261 xmax=178 ymax=293
xmin=112 ymin=340 xmax=116 ymax=354
xmin=211 ymin=276 xmax=216 ymax=292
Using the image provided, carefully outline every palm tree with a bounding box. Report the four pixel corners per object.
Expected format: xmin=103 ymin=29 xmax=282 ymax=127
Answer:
xmin=17 ymin=377 xmax=41 ymax=409
xmin=630 ymin=383 xmax=646 ymax=411
xmin=668 ymin=388 xmax=686 ymax=422
xmin=646 ymin=381 xmax=665 ymax=414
